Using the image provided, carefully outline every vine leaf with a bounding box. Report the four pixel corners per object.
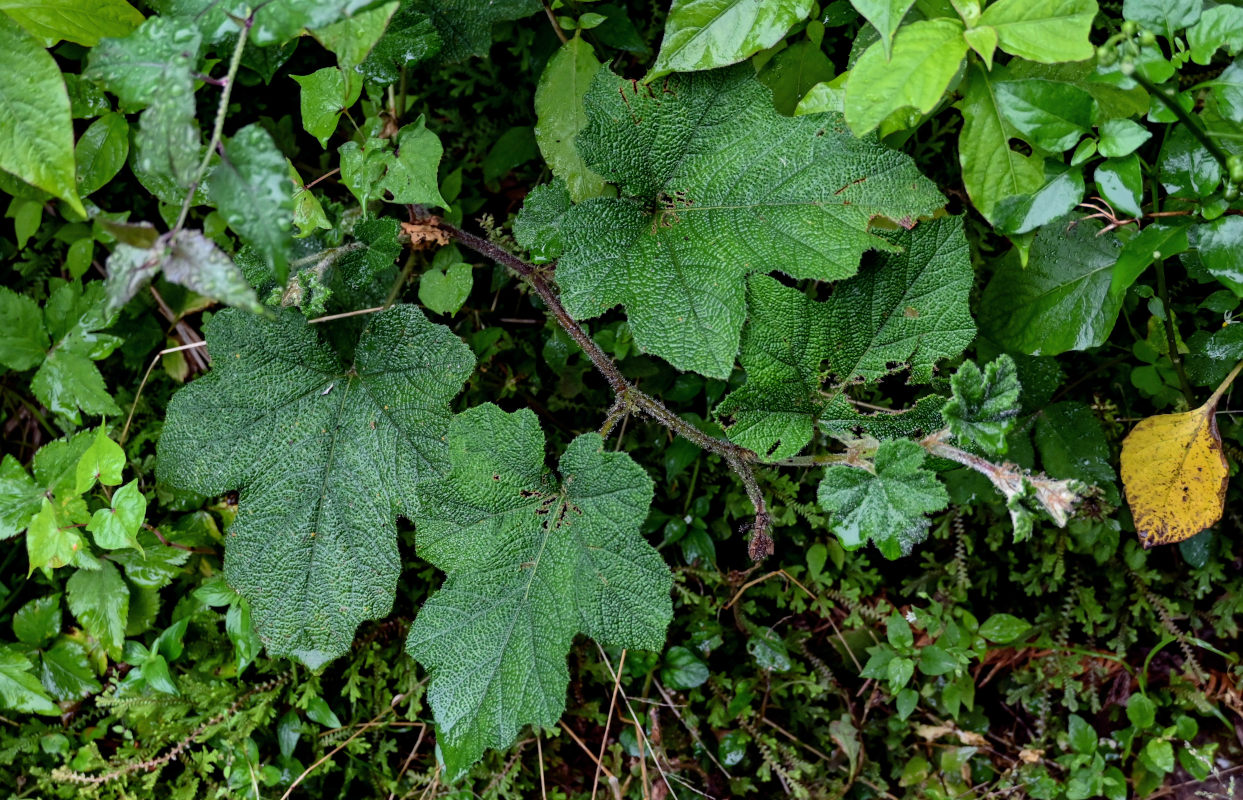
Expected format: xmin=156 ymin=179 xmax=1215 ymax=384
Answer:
xmin=157 ymin=306 xmax=474 ymax=667
xmin=407 ymin=404 xmax=671 ymax=777
xmin=817 ymin=439 xmax=948 ymax=558
xmin=942 ymin=355 xmax=1021 ymax=456
xmin=1120 ymin=362 xmax=1243 ymax=548
xmin=358 ymin=3 xmax=441 ymax=84
xmin=549 ymin=64 xmax=945 ymax=378
xmin=0 ymin=0 xmax=143 ymax=47
xmin=716 ymin=216 xmax=974 ymax=460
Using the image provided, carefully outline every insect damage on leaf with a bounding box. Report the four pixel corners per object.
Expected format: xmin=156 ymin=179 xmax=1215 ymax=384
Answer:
xmin=1120 ymin=361 xmax=1243 ymax=548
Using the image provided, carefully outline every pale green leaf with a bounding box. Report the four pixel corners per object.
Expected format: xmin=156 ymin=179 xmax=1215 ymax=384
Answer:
xmin=209 ymin=124 xmax=294 ymax=282
xmin=1098 ymin=118 xmax=1152 ymax=158
xmin=376 ymin=116 xmax=447 ymax=207
xmin=956 ymin=63 xmax=1043 ymax=222
xmin=0 ymin=0 xmax=143 ymax=46
xmin=1187 ymin=5 xmax=1243 ymax=65
xmin=66 ymin=561 xmax=129 ymax=660
xmin=26 ymin=499 xmax=87 ymax=573
xmin=0 ymin=455 xmax=42 ymax=541
xmin=1122 ymin=0 xmax=1200 ymax=39
xmin=290 ymin=162 xmax=332 ymax=237
xmin=75 ymin=426 xmax=125 ymax=494
xmin=407 ymin=404 xmax=671 ymax=775
xmin=0 ymin=647 xmax=57 ymax=715
xmin=293 ymin=68 xmax=361 ymax=147
xmin=648 ymin=0 xmax=814 ymax=79
xmin=310 ymin=1 xmax=397 ymax=95
xmin=849 ymin=0 xmax=917 ymax=59
xmin=942 ymin=355 xmax=1021 ymax=455
xmin=844 ymin=19 xmax=968 ymax=137
xmin=157 ymin=306 xmax=474 ymax=667
xmin=534 ymin=37 xmax=607 ymax=202
xmin=0 ymin=286 xmax=50 ymax=371
xmin=86 ymin=479 xmax=146 ymax=551
xmin=978 ymin=0 xmax=1097 ymax=63
xmin=0 ymin=15 xmax=83 ymax=214
xmin=419 ymin=263 xmax=473 ymax=315
xmin=963 ymin=25 xmax=998 ymax=69
xmin=553 ymin=65 xmax=944 ymax=378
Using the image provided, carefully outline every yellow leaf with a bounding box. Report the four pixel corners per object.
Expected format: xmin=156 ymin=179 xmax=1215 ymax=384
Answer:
xmin=1120 ymin=361 xmax=1243 ymax=547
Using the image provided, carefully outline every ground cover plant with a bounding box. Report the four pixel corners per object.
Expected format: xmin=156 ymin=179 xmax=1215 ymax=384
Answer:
xmin=2 ymin=0 xmax=1243 ymax=797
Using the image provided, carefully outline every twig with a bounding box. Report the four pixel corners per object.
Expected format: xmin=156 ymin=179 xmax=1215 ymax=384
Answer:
xmin=143 ymin=523 xmax=215 ymax=554
xmin=174 ymin=14 xmax=252 ymax=233
xmin=307 ymin=305 xmax=388 ymax=324
xmin=388 ymin=723 xmax=427 ymax=800
xmin=653 ymin=680 xmax=733 ymax=779
xmin=594 ymin=643 xmax=681 ymax=800
xmin=431 ymin=215 xmax=775 ymax=560
xmin=591 ymin=649 xmax=627 ymax=800
xmin=121 ymin=342 xmax=208 ymax=445
xmin=304 ymin=166 xmax=341 ymax=190
xmin=559 ymin=722 xmax=618 ymax=781
xmin=541 ymin=0 xmax=569 ymax=44
xmin=280 ymin=700 xmax=403 ymax=800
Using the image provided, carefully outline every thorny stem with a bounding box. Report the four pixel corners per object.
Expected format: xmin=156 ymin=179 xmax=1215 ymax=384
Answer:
xmin=431 ymin=216 xmax=775 ymax=559
xmin=174 ymin=15 xmax=252 ymax=233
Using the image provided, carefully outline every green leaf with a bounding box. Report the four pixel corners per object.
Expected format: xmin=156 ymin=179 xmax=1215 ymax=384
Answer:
xmin=0 ymin=286 xmax=50 ymax=371
xmin=1187 ymin=6 xmax=1243 ymax=65
xmin=13 ymin=594 xmax=61 ymax=648
xmin=554 ymin=65 xmax=944 ymax=378
xmin=534 ymin=37 xmax=607 ymax=202
xmin=378 ymin=116 xmax=448 ymax=207
xmin=1192 ymin=216 xmax=1243 ymax=297
xmin=419 ymin=263 xmax=473 ymax=315
xmin=157 ymin=306 xmax=474 ymax=667
xmin=849 ymin=0 xmax=917 ymax=59
xmin=306 ymin=696 xmax=342 ymax=728
xmin=358 ymin=4 xmax=441 ymax=84
xmin=979 ymin=217 xmax=1125 ymax=355
xmin=1035 ymin=402 xmax=1117 ymax=499
xmin=310 ymin=1 xmax=398 ymax=93
xmin=209 ymin=124 xmax=294 ymax=283
xmin=290 ymin=162 xmax=332 ymax=238
xmin=844 ymin=19 xmax=967 ymax=137
xmin=1095 ymin=154 xmax=1143 ymax=218
xmin=410 ymin=0 xmax=541 ymax=62
xmin=1098 ymin=119 xmax=1152 ymax=159
xmin=758 ymin=39 xmax=836 ymax=116
xmin=407 ymin=404 xmax=670 ymax=775
xmin=994 ymin=79 xmax=1094 ymax=153
xmin=86 ymin=479 xmax=145 ymax=551
xmin=1210 ymin=60 xmax=1243 ymax=125
xmin=294 ymin=67 xmax=361 ymax=147
xmin=817 ymin=439 xmax=949 ymax=558
xmin=1067 ymin=713 xmax=1096 ymax=753
xmin=648 ymin=0 xmax=814 ymax=79
xmin=1143 ymin=738 xmax=1175 ymax=773
xmin=977 ymin=0 xmax=1097 ymax=63
xmin=27 ymin=282 xmax=121 ymax=420
xmin=66 ymin=561 xmax=129 ymax=660
xmin=1123 ymin=0 xmax=1200 ymax=39
xmin=957 ymin=64 xmax=1044 ymax=222
xmin=1159 ymin=123 xmax=1222 ymax=199
xmin=979 ymin=613 xmax=1031 ymax=643
xmin=0 ymin=0 xmax=142 ymax=46
xmin=942 ymin=355 xmax=1021 ymax=456
xmin=993 ymin=168 xmax=1085 ymax=236
xmin=162 ymin=231 xmax=266 ymax=312
xmin=818 ymin=393 xmax=948 ymax=441
xmin=0 ymin=15 xmax=84 ymax=215
xmin=74 ymin=112 xmax=129 ymax=197
xmin=887 ymin=612 xmax=913 ymax=648
xmin=0 ymin=646 xmax=57 ymax=715
xmin=75 ymin=426 xmax=125 ymax=494
xmin=718 ymin=217 xmax=974 ymax=459
xmin=0 ymin=455 xmax=42 ymax=540
xmin=1126 ymin=693 xmax=1157 ymax=729
xmin=40 ymin=638 xmax=101 ymax=701
xmin=661 ymin=646 xmax=710 ymax=689
xmin=513 ymin=179 xmax=571 ymax=264
xmin=963 ymin=25 xmax=998 ymax=69
xmin=481 ymin=126 xmax=537 ymax=184
xmin=918 ymin=644 xmax=959 ymax=675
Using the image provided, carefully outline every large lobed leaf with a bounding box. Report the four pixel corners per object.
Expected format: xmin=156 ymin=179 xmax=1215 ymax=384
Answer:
xmin=407 ymin=404 xmax=671 ymax=777
xmin=157 ymin=306 xmax=474 ymax=667
xmin=542 ymin=65 xmax=944 ymax=378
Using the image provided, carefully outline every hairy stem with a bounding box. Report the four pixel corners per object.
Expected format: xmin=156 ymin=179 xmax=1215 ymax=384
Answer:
xmin=432 ymin=216 xmax=774 ymax=559
xmin=173 ymin=15 xmax=252 ymax=233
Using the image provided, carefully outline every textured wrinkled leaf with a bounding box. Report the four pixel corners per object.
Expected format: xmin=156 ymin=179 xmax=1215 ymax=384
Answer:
xmin=209 ymin=124 xmax=294 ymax=282
xmin=649 ymin=0 xmax=814 ymax=79
xmin=718 ymin=217 xmax=973 ymax=459
xmin=87 ymin=479 xmax=146 ymax=551
xmin=554 ymin=65 xmax=944 ymax=378
xmin=513 ymin=179 xmax=571 ymax=264
xmin=0 ymin=15 xmax=83 ymax=214
xmin=0 ymin=647 xmax=57 ymax=714
xmin=818 ymin=439 xmax=948 ymax=558
xmin=75 ymin=425 xmax=125 ymax=494
xmin=0 ymin=455 xmax=42 ymax=540
xmin=410 ymin=0 xmax=541 ymax=62
xmin=942 ymin=356 xmax=1021 ymax=456
xmin=0 ymin=286 xmax=50 ymax=371
xmin=0 ymin=0 xmax=142 ymax=46
xmin=849 ymin=0 xmax=917 ymax=59
xmin=956 ymin=64 xmax=1043 ymax=223
xmin=157 ymin=306 xmax=474 ymax=666
xmin=818 ymin=393 xmax=947 ymax=441
xmin=358 ymin=3 xmax=440 ymax=84
xmin=844 ymin=19 xmax=967 ymax=137
xmin=75 ymin=112 xmax=129 ymax=196
xmin=67 ymin=561 xmax=129 ymax=660
xmin=979 ymin=218 xmax=1124 ymax=356
xmin=535 ymin=37 xmax=607 ymax=202
xmin=407 ymin=404 xmax=670 ymax=775
xmin=1120 ymin=367 xmax=1240 ymax=547
xmin=978 ymin=0 xmax=1097 ymax=63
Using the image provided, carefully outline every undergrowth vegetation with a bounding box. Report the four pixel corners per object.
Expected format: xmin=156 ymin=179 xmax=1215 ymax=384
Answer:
xmin=1 ymin=0 xmax=1243 ymax=797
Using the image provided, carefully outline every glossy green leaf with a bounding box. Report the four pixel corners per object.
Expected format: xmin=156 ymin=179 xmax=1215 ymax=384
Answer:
xmin=0 ymin=286 xmax=50 ymax=371
xmin=963 ymin=25 xmax=998 ymax=69
xmin=0 ymin=455 xmax=42 ymax=541
xmin=86 ymin=479 xmax=145 ymax=551
xmin=661 ymin=646 xmax=710 ymax=689
xmin=75 ymin=426 xmax=125 ymax=494
xmin=0 ymin=0 xmax=142 ymax=46
xmin=1159 ymin=123 xmax=1222 ymax=199
xmin=718 ymin=216 xmax=973 ymax=459
xmin=648 ymin=0 xmax=814 ymax=79
xmin=1193 ymin=216 xmax=1243 ymax=297
xmin=1035 ymin=402 xmax=1117 ymax=500
xmin=419 ymin=263 xmax=473 ymax=315
xmin=844 ymin=19 xmax=967 ymax=137
xmin=554 ymin=65 xmax=944 ymax=378
xmin=293 ymin=67 xmax=361 ymax=147
xmin=977 ymin=0 xmax=1097 ymax=63
xmin=0 ymin=15 xmax=84 ymax=215
xmin=1210 ymin=60 xmax=1243 ymax=124
xmin=993 ymin=168 xmax=1085 ymax=235
xmin=979 ymin=217 xmax=1125 ymax=355
xmin=1111 ymin=223 xmax=1188 ymax=293
xmin=1098 ymin=118 xmax=1152 ymax=158
xmin=994 ymin=79 xmax=1095 ymax=153
xmin=290 ymin=162 xmax=332 ymax=238
xmin=849 ymin=0 xmax=917 ymax=59
xmin=942 ymin=355 xmax=1021 ymax=455
xmin=157 ymin=306 xmax=474 ymax=667
xmin=407 ymin=404 xmax=670 ymax=775
xmin=74 ymin=112 xmax=129 ymax=196
xmin=208 ymin=124 xmax=294 ymax=283
xmin=979 ymin=613 xmax=1032 ymax=643
xmin=29 ymin=281 xmax=122 ymax=420
xmin=1122 ymin=0 xmax=1201 ymax=38
xmin=957 ymin=64 xmax=1044 ymax=222
xmin=0 ymin=647 xmax=57 ymax=714
xmin=40 ymin=638 xmax=101 ymax=701
xmin=1187 ymin=6 xmax=1243 ymax=65
xmin=12 ymin=594 xmax=61 ymax=648
xmin=1126 ymin=693 xmax=1157 ymax=728
xmin=758 ymin=40 xmax=835 ymax=116
xmin=1095 ymin=154 xmax=1143 ymax=217
xmin=534 ymin=37 xmax=607 ymax=201
xmin=310 ymin=1 xmax=397 ymax=83
xmin=66 ymin=561 xmax=129 ymax=660
xmin=358 ymin=3 xmax=441 ymax=84
xmin=410 ymin=0 xmax=541 ymax=62
xmin=818 ymin=439 xmax=949 ymax=558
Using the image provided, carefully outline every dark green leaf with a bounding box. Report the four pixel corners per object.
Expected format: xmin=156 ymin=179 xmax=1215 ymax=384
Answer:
xmin=410 ymin=0 xmax=541 ymax=62
xmin=942 ymin=355 xmax=1022 ymax=456
xmin=40 ymin=638 xmax=100 ymax=701
xmin=1159 ymin=123 xmax=1222 ymax=199
xmin=66 ymin=561 xmax=129 ymax=660
xmin=661 ymin=646 xmax=710 ymax=689
xmin=358 ymin=4 xmax=441 ymax=84
xmin=994 ymin=169 xmax=1085 ymax=235
xmin=208 ymin=124 xmax=294 ymax=282
xmin=75 ymin=112 xmax=129 ymax=197
xmin=1193 ymin=217 xmax=1243 ymax=296
xmin=12 ymin=594 xmax=61 ymax=648
xmin=994 ymin=79 xmax=1095 ymax=153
